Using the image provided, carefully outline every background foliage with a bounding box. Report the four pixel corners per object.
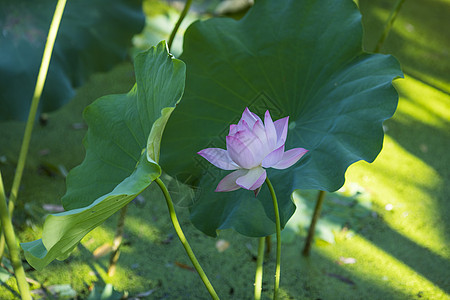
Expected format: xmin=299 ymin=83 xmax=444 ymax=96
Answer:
xmin=0 ymin=0 xmax=144 ymax=121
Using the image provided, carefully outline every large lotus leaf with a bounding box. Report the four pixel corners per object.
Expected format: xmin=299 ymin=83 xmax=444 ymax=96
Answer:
xmin=21 ymin=41 xmax=186 ymax=270
xmin=0 ymin=0 xmax=144 ymax=121
xmin=160 ymin=0 xmax=403 ymax=237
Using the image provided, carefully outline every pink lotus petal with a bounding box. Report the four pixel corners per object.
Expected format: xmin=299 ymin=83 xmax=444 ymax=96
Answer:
xmin=235 ymin=118 xmax=251 ymax=135
xmin=236 ymin=167 xmax=266 ymax=190
xmin=274 ymin=116 xmax=289 ymax=148
xmin=261 ymin=144 xmax=285 ymax=168
xmin=197 ymin=148 xmax=239 ymax=170
xmin=202 ymin=108 xmax=309 ymax=194
xmin=252 ymin=120 xmax=270 ymax=155
xmin=226 ymin=136 xmax=256 ymax=169
xmin=236 ymin=119 xmax=245 ymax=130
xmin=250 ymin=111 xmax=263 ymax=123
xmin=252 ymin=120 xmax=266 ymax=140
xmin=239 ymin=119 xmax=252 ymax=131
xmin=216 ymin=169 xmax=248 ymax=192
xmin=241 ymin=107 xmax=262 ymax=128
xmin=272 ymin=148 xmax=308 ymax=169
xmin=229 ymin=124 xmax=238 ymax=136
xmin=264 ymin=110 xmax=277 ymax=150
xmin=233 ymin=128 xmax=265 ymax=163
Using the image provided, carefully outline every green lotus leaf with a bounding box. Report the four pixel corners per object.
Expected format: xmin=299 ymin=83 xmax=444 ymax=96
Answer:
xmin=161 ymin=0 xmax=403 ymax=237
xmin=0 ymin=0 xmax=144 ymax=121
xmin=21 ymin=41 xmax=186 ymax=270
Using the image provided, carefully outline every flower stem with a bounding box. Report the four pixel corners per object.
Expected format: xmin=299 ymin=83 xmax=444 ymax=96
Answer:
xmin=302 ymin=190 xmax=326 ymax=256
xmin=374 ymin=0 xmax=406 ymax=53
xmin=0 ymin=171 xmax=31 ymax=300
xmin=155 ymin=177 xmax=219 ymax=300
xmin=265 ymin=177 xmax=281 ymax=300
xmin=254 ymin=237 xmax=265 ymax=300
xmin=167 ymin=0 xmax=193 ymax=51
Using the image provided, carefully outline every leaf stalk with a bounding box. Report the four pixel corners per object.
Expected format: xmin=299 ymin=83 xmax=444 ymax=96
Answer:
xmin=7 ymin=0 xmax=67 ymax=215
xmin=302 ymin=190 xmax=326 ymax=256
xmin=0 ymin=0 xmax=67 ymax=283
xmin=155 ymin=177 xmax=219 ymax=300
xmin=374 ymin=0 xmax=406 ymax=52
xmin=108 ymin=204 xmax=128 ymax=276
xmin=0 ymin=171 xmax=31 ymax=300
xmin=168 ymin=0 xmax=193 ymax=51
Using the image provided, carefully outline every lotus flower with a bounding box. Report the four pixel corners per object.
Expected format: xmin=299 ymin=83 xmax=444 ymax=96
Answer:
xmin=198 ymin=108 xmax=308 ymax=193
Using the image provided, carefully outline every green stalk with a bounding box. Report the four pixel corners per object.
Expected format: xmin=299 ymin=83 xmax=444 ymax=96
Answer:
xmin=8 ymin=0 xmax=67 ymax=215
xmin=167 ymin=0 xmax=193 ymax=51
xmin=302 ymin=190 xmax=326 ymax=256
xmin=374 ymin=0 xmax=406 ymax=53
xmin=265 ymin=177 xmax=281 ymax=300
xmin=0 ymin=171 xmax=31 ymax=300
xmin=265 ymin=235 xmax=271 ymax=254
xmin=254 ymin=237 xmax=265 ymax=300
xmin=155 ymin=177 xmax=219 ymax=300
xmin=0 ymin=0 xmax=67 ymax=262
xmin=108 ymin=204 xmax=128 ymax=277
